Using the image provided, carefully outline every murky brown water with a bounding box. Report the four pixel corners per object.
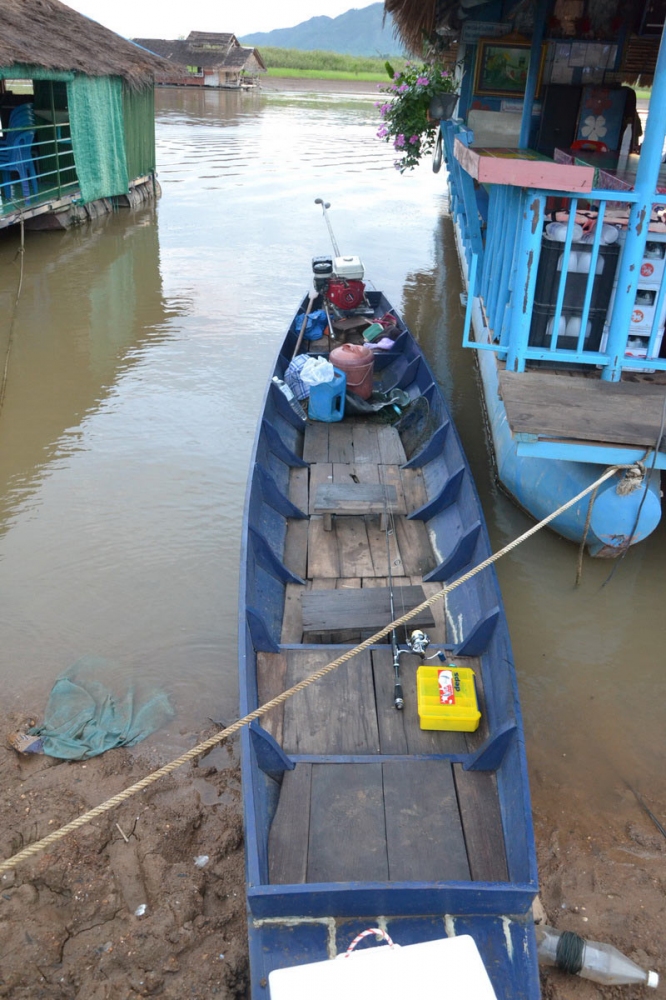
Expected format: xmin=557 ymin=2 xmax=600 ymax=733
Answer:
xmin=0 ymin=85 xmax=663 ymax=808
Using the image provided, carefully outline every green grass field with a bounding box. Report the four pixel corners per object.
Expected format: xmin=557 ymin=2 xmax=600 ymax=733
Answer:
xmin=259 ymin=47 xmax=405 ymax=79
xmin=266 ymin=68 xmax=387 ymax=81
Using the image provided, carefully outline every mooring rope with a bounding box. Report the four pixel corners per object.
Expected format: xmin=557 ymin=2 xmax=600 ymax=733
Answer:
xmin=0 ymin=462 xmax=625 ymax=876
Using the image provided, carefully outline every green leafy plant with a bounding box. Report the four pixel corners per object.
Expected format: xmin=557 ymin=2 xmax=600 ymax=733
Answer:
xmin=376 ymin=61 xmax=457 ymax=172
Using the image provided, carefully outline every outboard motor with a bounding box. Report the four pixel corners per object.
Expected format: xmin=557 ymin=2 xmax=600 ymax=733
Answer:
xmin=312 ymin=256 xmax=333 ymax=293
xmin=313 ymin=198 xmax=367 ymax=311
xmin=327 ymin=255 xmax=366 ymax=310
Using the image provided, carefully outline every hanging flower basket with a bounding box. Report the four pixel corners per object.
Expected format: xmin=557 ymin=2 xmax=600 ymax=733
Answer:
xmin=376 ymin=61 xmax=458 ymax=172
xmin=428 ymin=92 xmax=459 ymax=121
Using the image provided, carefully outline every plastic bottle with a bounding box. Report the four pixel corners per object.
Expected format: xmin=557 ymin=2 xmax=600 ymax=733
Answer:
xmin=536 ymin=925 xmax=658 ymax=988
xmin=271 ymin=376 xmax=306 ymax=419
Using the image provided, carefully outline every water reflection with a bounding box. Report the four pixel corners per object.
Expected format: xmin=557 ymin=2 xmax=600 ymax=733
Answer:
xmin=0 ymin=210 xmax=181 ymax=533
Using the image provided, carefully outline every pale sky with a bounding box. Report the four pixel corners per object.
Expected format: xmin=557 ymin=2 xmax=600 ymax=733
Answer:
xmin=63 ymin=1 xmax=376 ymax=40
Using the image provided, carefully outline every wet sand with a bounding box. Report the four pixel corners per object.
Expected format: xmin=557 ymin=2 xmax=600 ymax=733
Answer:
xmin=0 ymin=711 xmax=247 ymax=999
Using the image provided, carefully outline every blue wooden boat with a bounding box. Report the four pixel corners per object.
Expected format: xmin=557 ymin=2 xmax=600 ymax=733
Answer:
xmin=238 ymin=288 xmax=539 ymax=998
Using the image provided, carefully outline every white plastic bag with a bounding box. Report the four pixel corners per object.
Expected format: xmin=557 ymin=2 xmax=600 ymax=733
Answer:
xmin=300 ymin=356 xmax=334 ymax=387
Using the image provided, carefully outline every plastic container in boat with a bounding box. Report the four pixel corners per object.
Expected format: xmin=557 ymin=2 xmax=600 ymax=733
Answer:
xmin=308 ymin=368 xmax=346 ymax=422
xmin=416 ymin=666 xmax=480 ymax=731
xmin=329 ymin=343 xmax=374 ymax=399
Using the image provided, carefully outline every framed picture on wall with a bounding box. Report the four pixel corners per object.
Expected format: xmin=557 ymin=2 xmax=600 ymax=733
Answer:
xmin=474 ymin=38 xmax=542 ymax=97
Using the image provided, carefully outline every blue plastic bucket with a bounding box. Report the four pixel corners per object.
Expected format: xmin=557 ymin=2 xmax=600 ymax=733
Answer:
xmin=308 ymin=368 xmax=346 ymax=422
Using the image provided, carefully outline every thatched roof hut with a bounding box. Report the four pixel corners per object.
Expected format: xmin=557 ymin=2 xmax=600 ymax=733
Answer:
xmin=135 ymin=31 xmax=266 ymax=87
xmin=0 ymin=0 xmax=172 ymax=217
xmin=384 ymin=0 xmax=440 ymax=55
xmin=0 ymin=0 xmax=171 ymax=89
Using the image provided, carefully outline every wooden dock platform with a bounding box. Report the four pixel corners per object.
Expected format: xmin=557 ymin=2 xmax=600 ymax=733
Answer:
xmin=499 ymin=369 xmax=666 ymax=448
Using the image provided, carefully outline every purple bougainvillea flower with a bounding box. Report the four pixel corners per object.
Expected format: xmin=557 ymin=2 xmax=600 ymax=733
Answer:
xmin=409 ymin=135 xmax=419 ymax=144
xmin=398 ymin=83 xmax=408 ymax=93
xmin=394 ymin=134 xmax=406 ymax=147
xmin=377 ymin=126 xmax=388 ymax=138
xmin=416 ymin=76 xmax=429 ymax=86
xmin=393 ymin=71 xmax=401 ymax=79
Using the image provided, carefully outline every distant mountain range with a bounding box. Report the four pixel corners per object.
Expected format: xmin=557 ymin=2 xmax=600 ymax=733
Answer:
xmin=240 ymin=3 xmax=404 ymax=57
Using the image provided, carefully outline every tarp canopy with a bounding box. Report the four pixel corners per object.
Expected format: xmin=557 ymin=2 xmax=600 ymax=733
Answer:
xmin=67 ymin=74 xmax=129 ymax=203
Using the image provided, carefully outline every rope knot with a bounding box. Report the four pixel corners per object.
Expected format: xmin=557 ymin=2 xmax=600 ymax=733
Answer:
xmin=616 ymin=462 xmax=645 ymax=496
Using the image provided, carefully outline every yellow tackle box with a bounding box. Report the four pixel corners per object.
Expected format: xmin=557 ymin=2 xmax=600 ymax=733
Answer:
xmin=416 ymin=665 xmax=481 ymax=732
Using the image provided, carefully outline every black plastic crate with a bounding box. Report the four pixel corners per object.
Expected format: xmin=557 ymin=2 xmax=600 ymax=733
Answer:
xmin=529 ymin=303 xmax=607 ymax=351
xmin=533 ymin=236 xmax=619 ymax=312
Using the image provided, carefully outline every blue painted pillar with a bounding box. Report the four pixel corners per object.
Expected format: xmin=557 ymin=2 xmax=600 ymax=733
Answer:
xmin=505 ymin=189 xmax=546 ymax=372
xmin=519 ymin=0 xmax=551 ymax=148
xmin=602 ymin=30 xmax=666 ymax=381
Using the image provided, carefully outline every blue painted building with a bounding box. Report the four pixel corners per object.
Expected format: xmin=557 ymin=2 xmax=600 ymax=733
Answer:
xmin=388 ymin=0 xmax=666 ymax=555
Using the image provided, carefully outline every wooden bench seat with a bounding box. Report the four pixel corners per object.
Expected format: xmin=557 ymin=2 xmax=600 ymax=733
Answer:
xmin=313 ymin=481 xmax=402 ymax=530
xmin=301 ymin=584 xmax=434 ymax=635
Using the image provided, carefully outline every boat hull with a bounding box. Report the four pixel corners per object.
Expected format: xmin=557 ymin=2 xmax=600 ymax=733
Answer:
xmin=239 ymin=290 xmax=539 ymax=998
xmin=476 ymin=334 xmax=662 ymax=556
xmin=456 ymin=224 xmax=663 ymax=556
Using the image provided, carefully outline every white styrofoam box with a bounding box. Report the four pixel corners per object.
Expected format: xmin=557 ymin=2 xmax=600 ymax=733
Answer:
xmin=600 ymin=327 xmax=665 ymax=372
xmin=268 ymin=934 xmax=499 ymax=1000
xmin=629 ymin=286 xmax=666 ymax=333
xmin=638 ymin=241 xmax=666 ymax=285
xmin=333 ymin=255 xmax=365 ymax=280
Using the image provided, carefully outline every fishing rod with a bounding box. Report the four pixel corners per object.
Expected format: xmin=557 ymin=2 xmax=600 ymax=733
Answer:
xmin=384 ymin=499 xmax=439 ymax=711
xmin=385 ymin=505 xmax=404 ymax=710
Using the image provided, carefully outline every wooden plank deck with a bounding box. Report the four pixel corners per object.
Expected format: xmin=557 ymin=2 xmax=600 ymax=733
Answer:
xmin=303 ymin=419 xmax=407 ymax=467
xmin=275 ymin=648 xmax=489 ymax=756
xmin=268 ymin=415 xmax=508 ymax=885
xmin=281 ymin=648 xmax=380 ymax=755
xmin=269 ymin=755 xmax=505 ymax=885
xmin=499 ymin=369 xmax=666 ymax=447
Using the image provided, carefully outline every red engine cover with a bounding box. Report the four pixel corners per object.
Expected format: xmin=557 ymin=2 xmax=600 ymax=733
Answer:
xmin=326 ymin=279 xmax=365 ymax=310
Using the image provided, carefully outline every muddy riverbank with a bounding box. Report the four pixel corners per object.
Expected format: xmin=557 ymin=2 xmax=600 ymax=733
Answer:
xmin=1 ymin=700 xmax=664 ymax=999
xmin=0 ymin=711 xmax=247 ymax=1000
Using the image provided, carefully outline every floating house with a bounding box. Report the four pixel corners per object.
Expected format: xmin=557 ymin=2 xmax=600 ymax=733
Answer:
xmin=0 ymin=0 xmax=171 ymax=230
xmin=387 ymin=0 xmax=666 ymax=556
xmin=134 ymin=32 xmax=267 ymax=89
